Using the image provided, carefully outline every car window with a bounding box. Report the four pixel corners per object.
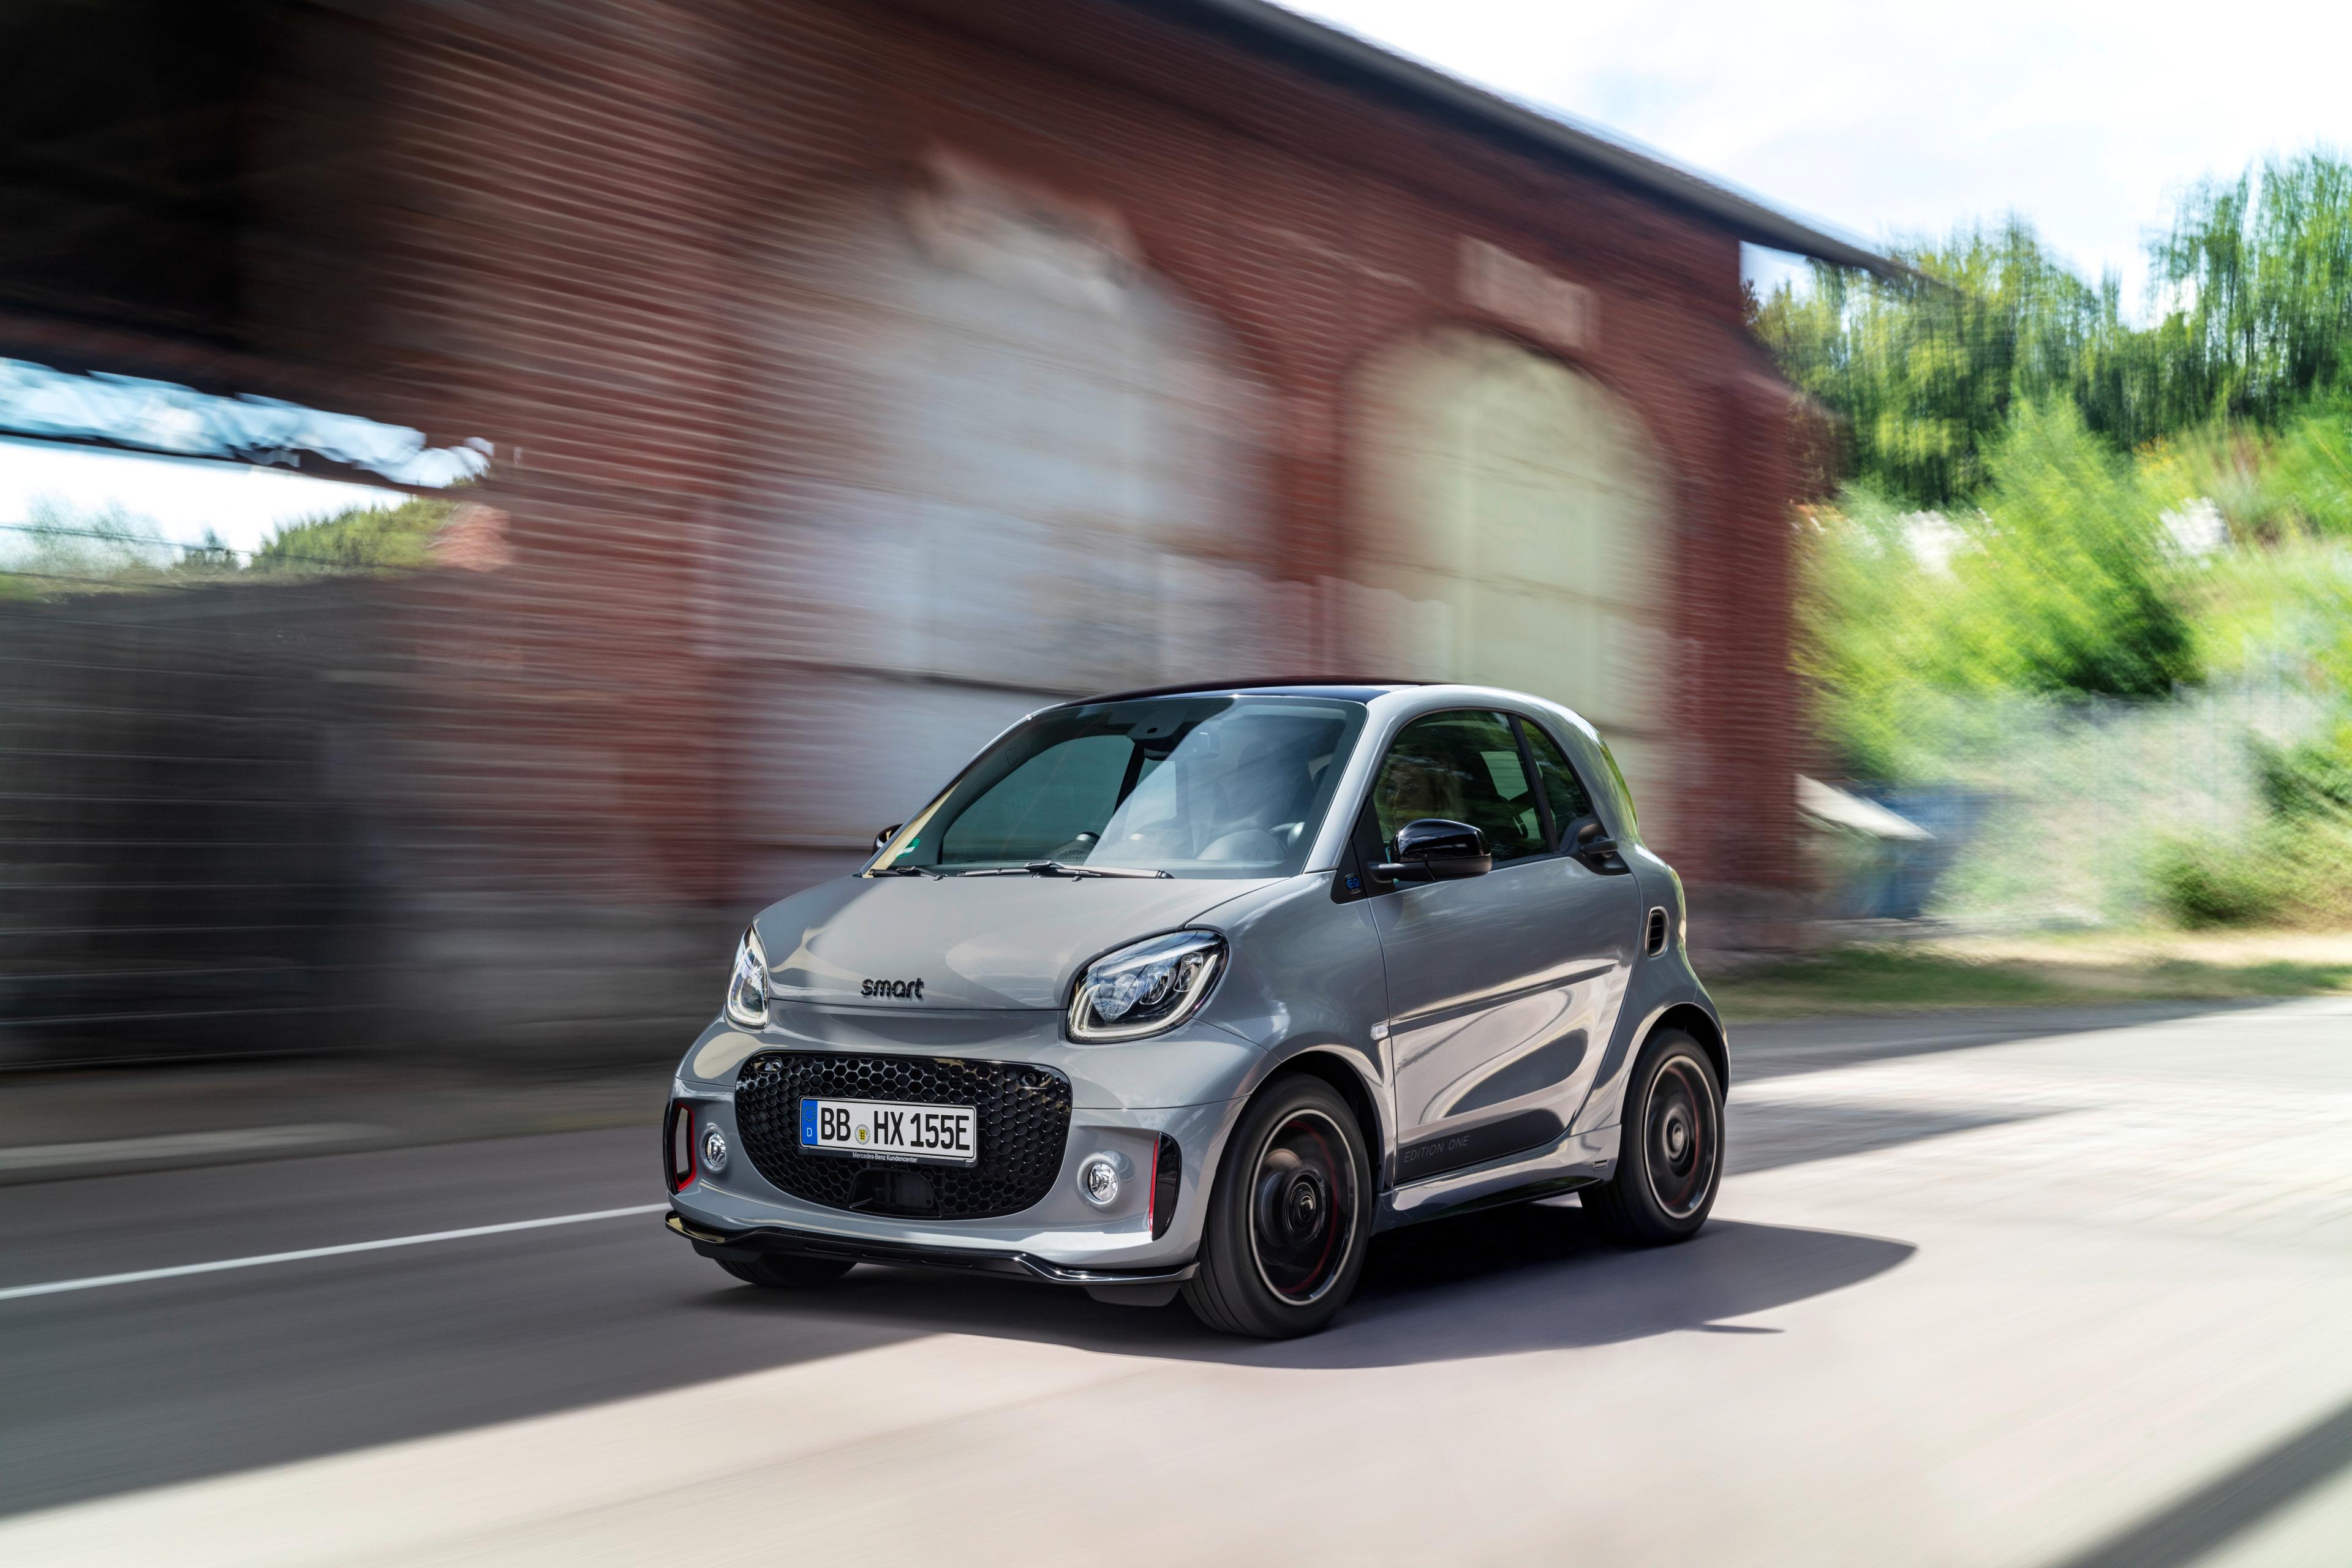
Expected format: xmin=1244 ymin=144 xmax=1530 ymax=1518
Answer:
xmin=880 ymin=695 xmax=1367 ymax=878
xmin=1518 ymin=719 xmax=1596 ymax=846
xmin=938 ymin=733 xmax=1131 ymax=865
xmin=1370 ymin=710 xmax=1546 ymax=864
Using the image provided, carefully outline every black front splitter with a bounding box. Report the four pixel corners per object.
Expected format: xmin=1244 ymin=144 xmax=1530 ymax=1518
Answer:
xmin=665 ymin=1210 xmax=1196 ymax=1287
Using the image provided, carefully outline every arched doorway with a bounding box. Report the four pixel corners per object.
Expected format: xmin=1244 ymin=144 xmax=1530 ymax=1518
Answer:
xmin=717 ymin=158 xmax=1278 ymax=877
xmin=1348 ymin=328 xmax=1674 ymax=842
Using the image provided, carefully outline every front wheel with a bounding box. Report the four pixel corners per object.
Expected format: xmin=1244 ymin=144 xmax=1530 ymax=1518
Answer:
xmin=1585 ymin=1028 xmax=1723 ymax=1246
xmin=1183 ymin=1075 xmax=1373 ymax=1338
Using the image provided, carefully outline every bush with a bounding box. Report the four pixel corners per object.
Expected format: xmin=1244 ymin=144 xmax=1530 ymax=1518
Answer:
xmin=2149 ymin=837 xmax=2283 ymax=927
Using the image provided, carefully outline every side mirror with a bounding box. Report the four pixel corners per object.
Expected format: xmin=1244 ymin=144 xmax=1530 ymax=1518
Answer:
xmin=1374 ymin=818 xmax=1493 ymax=883
xmin=873 ymin=823 xmax=903 ymax=852
xmin=1573 ymin=818 xmax=1621 ymax=867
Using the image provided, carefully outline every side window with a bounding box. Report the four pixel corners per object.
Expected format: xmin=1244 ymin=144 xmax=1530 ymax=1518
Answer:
xmin=1519 ymin=720 xmax=1597 ymax=846
xmin=1370 ymin=711 xmax=1547 ymax=864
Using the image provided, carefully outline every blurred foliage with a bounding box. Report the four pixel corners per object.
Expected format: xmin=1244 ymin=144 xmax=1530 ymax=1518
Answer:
xmin=248 ymin=496 xmax=453 ymax=575
xmin=1955 ymin=402 xmax=2198 ymax=698
xmin=1713 ymin=941 xmax=2352 ymax=1020
xmin=1772 ymin=149 xmax=2352 ymax=929
xmin=1 ymin=497 xmax=202 ymax=597
xmin=2154 ymin=156 xmax=2352 ymax=429
xmin=2147 ymin=716 xmax=2352 ymax=928
xmin=1798 ymin=403 xmax=2198 ymax=780
xmin=2143 ymin=405 xmax=2352 ymax=545
xmin=1758 ymin=219 xmax=2136 ymax=507
xmin=1757 ymin=152 xmax=2352 ymax=511
xmin=1 ymin=492 xmax=454 ymax=598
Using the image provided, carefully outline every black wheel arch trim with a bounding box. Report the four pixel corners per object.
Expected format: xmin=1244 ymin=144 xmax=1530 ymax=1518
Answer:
xmin=1648 ymin=1002 xmax=1728 ymax=1088
xmin=1251 ymin=1045 xmax=1386 ymax=1186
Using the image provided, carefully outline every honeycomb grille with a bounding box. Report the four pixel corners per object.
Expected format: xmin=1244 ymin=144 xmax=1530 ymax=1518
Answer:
xmin=734 ymin=1052 xmax=1072 ymax=1220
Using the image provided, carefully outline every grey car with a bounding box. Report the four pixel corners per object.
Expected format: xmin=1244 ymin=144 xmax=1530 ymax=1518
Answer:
xmin=664 ymin=681 xmax=1726 ymax=1338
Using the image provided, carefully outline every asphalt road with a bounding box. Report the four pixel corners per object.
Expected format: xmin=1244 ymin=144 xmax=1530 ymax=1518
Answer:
xmin=3 ymin=1001 xmax=2350 ymax=1565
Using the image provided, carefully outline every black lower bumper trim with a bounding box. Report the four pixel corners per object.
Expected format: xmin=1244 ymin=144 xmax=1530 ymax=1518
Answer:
xmin=665 ymin=1210 xmax=1196 ymax=1287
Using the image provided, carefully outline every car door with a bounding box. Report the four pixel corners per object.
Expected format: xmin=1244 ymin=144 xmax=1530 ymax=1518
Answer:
xmin=1362 ymin=709 xmax=1640 ymax=1182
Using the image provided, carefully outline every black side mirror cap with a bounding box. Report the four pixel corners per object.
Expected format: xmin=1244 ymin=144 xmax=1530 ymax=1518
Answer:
xmin=873 ymin=823 xmax=903 ymax=852
xmin=1374 ymin=818 xmax=1494 ymax=882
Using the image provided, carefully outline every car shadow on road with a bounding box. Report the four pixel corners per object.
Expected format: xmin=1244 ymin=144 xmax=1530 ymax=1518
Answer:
xmin=698 ymin=1202 xmax=1915 ymax=1370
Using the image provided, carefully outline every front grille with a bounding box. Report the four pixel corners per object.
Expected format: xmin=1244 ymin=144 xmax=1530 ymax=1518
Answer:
xmin=734 ymin=1052 xmax=1073 ymax=1220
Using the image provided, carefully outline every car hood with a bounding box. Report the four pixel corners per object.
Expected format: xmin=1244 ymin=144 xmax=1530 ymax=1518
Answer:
xmin=753 ymin=873 xmax=1280 ymax=1011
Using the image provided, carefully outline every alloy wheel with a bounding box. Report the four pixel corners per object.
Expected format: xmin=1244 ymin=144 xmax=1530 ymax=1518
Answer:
xmin=1246 ymin=1108 xmax=1360 ymax=1305
xmin=1640 ymin=1054 xmax=1719 ymax=1221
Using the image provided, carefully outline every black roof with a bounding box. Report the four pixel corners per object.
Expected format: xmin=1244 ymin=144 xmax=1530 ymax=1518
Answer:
xmin=1058 ymin=678 xmax=1430 ymax=706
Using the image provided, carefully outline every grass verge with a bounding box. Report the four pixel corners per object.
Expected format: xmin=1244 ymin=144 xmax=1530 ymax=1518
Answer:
xmin=1711 ymin=941 xmax=2352 ymax=1023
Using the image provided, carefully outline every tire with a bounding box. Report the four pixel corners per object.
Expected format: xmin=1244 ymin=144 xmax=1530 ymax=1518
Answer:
xmin=1584 ymin=1028 xmax=1724 ymax=1246
xmin=717 ymin=1254 xmax=856 ymax=1289
xmin=1183 ymin=1074 xmax=1373 ymax=1338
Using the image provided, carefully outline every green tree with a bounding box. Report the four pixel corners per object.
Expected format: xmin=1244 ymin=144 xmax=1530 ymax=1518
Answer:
xmin=1757 ymin=220 xmax=2136 ymax=507
xmin=1800 ymin=404 xmax=2200 ymax=781
xmin=2154 ymin=153 xmax=2352 ymax=428
xmin=0 ymin=496 xmax=173 ymax=595
xmin=1756 ymin=153 xmax=2352 ymax=510
xmin=1952 ymin=400 xmax=2198 ymax=699
xmin=247 ymin=495 xmax=454 ymax=574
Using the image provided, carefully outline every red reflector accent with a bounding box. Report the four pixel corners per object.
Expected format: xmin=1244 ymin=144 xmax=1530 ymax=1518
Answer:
xmin=1151 ymin=1134 xmax=1181 ymax=1240
xmin=1145 ymin=1137 xmax=1160 ymax=1229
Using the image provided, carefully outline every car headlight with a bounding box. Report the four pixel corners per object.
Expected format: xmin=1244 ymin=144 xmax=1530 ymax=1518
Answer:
xmin=725 ymin=925 xmax=769 ymax=1030
xmin=1067 ymin=930 xmax=1224 ymax=1042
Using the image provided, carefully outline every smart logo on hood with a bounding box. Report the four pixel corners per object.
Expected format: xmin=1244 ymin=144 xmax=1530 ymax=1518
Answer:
xmin=861 ymin=977 xmax=927 ymax=1000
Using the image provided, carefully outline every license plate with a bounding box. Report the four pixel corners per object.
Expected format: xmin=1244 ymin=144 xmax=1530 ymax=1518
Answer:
xmin=799 ymin=1097 xmax=978 ymax=1166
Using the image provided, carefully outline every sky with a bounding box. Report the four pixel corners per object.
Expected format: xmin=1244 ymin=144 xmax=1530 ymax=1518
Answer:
xmin=1282 ymin=0 xmax=2352 ymax=310
xmin=0 ymin=437 xmax=399 ymax=558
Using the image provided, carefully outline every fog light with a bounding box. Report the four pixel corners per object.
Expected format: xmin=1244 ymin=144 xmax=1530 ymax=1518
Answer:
xmin=700 ymin=1124 xmax=729 ymax=1174
xmin=1078 ymin=1153 xmax=1121 ymax=1208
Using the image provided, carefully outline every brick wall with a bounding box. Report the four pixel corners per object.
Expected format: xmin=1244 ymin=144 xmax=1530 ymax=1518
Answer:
xmin=0 ymin=0 xmax=1817 ymax=1060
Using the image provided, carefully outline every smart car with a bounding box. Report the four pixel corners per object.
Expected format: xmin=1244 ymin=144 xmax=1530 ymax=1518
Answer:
xmin=663 ymin=681 xmax=1726 ymax=1338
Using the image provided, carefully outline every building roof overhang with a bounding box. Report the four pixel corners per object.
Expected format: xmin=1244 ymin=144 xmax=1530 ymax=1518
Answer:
xmin=1118 ymin=0 xmax=1909 ymax=282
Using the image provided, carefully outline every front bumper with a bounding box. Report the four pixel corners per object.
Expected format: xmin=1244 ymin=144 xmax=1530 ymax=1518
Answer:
xmin=670 ymin=1092 xmax=1231 ymax=1272
xmin=669 ymin=1011 xmax=1259 ymax=1272
xmin=666 ymin=1211 xmax=1197 ymax=1287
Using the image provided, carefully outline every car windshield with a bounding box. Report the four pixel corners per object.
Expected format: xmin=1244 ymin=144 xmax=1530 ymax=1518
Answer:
xmin=873 ymin=696 xmax=1368 ymax=878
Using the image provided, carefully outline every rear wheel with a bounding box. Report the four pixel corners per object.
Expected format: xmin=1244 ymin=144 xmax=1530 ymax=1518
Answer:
xmin=1183 ymin=1075 xmax=1372 ymax=1338
xmin=1585 ymin=1028 xmax=1723 ymax=1246
xmin=717 ymin=1254 xmax=855 ymax=1289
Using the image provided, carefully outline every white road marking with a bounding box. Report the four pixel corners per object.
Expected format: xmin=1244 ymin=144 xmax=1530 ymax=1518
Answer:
xmin=0 ymin=1123 xmax=383 ymax=1174
xmin=0 ymin=1204 xmax=669 ymax=1303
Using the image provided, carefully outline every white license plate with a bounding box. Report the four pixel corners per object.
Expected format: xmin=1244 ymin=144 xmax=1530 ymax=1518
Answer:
xmin=799 ymin=1097 xmax=978 ymax=1166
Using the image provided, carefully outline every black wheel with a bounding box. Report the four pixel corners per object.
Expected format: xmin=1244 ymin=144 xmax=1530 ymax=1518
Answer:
xmin=717 ymin=1254 xmax=855 ymax=1289
xmin=1584 ymin=1028 xmax=1723 ymax=1246
xmin=1183 ymin=1074 xmax=1372 ymax=1338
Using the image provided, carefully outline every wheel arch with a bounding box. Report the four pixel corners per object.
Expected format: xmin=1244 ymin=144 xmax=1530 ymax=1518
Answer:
xmin=1649 ymin=1002 xmax=1728 ymax=1089
xmin=1260 ymin=1047 xmax=1387 ymax=1178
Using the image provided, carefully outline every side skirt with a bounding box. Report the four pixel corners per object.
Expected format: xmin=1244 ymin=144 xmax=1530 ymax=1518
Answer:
xmin=1374 ymin=1123 xmax=1616 ymax=1233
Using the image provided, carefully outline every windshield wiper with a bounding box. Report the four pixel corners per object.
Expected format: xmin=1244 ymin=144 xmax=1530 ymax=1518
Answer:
xmin=960 ymin=861 xmax=1171 ymax=880
xmin=868 ymin=864 xmax=948 ymax=878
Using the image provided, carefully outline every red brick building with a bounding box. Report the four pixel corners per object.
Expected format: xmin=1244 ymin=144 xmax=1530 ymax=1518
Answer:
xmin=0 ymin=1 xmax=1890 ymax=1059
